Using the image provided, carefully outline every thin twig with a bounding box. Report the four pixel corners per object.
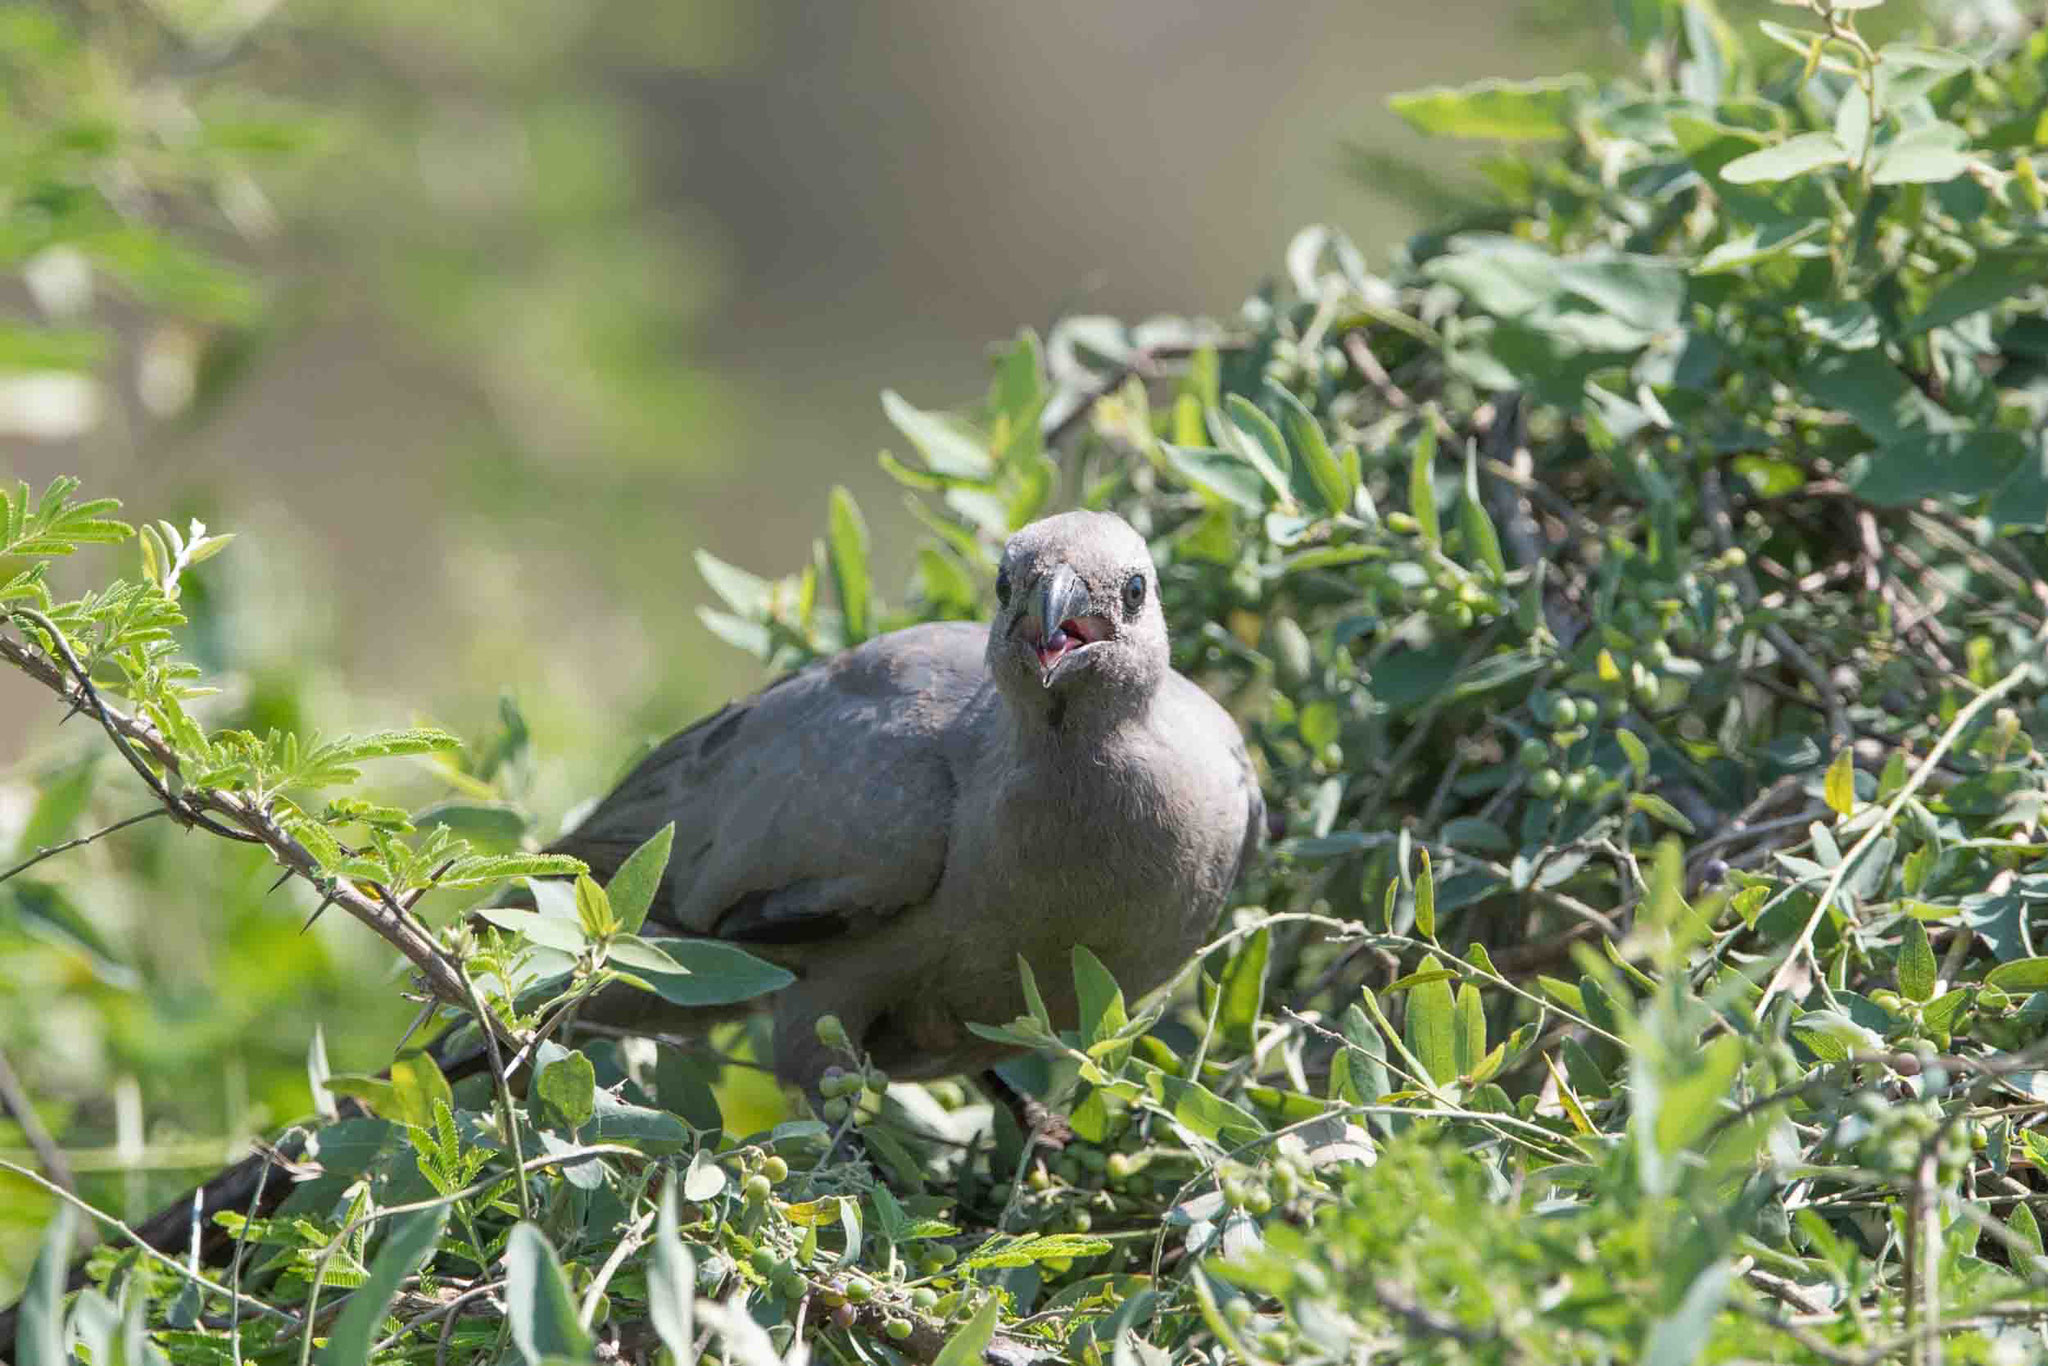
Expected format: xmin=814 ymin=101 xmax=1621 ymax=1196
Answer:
xmin=0 ymin=1159 xmax=297 ymax=1325
xmin=0 ymin=808 xmax=167 ymax=887
xmin=1756 ymin=626 xmax=2046 ymax=1016
xmin=0 ymin=617 xmax=488 ymax=1015
xmin=0 ymin=1048 xmax=73 ymax=1192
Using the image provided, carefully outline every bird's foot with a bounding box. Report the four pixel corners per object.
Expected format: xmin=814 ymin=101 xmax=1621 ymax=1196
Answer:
xmin=1017 ymin=1097 xmax=1072 ymax=1151
xmin=980 ymin=1068 xmax=1070 ymax=1151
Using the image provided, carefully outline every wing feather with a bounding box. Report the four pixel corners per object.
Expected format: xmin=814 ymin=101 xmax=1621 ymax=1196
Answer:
xmin=549 ymin=622 xmax=988 ymax=942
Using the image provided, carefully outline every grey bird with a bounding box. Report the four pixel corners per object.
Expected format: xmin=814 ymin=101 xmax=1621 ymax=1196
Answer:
xmin=553 ymin=509 xmax=1263 ymax=1117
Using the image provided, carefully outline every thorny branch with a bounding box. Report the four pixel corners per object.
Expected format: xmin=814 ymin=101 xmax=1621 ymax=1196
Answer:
xmin=0 ymin=609 xmax=482 ymax=1020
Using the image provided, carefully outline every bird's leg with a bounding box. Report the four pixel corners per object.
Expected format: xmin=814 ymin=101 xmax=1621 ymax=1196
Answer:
xmin=980 ymin=1068 xmax=1071 ymax=1151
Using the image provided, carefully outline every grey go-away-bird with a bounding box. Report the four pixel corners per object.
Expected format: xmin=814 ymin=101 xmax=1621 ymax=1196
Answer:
xmin=554 ymin=509 xmax=1264 ymax=1116
xmin=0 ymin=510 xmax=1263 ymax=1335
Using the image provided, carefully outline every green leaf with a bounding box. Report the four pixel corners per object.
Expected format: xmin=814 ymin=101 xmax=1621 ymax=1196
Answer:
xmin=1415 ymin=847 xmax=1437 ymax=941
xmin=1018 ymin=953 xmax=1052 ymax=1031
xmin=1221 ymin=395 xmax=1294 ymax=503
xmin=15 ymin=1208 xmax=71 ymax=1366
xmin=1986 ymin=957 xmax=2048 ymax=992
xmin=1216 ymin=928 xmax=1270 ymax=1051
xmin=1824 ymin=749 xmax=1856 ymax=819
xmin=1448 ymin=650 xmax=1551 ymax=701
xmin=438 ymin=853 xmax=584 ymax=888
xmin=412 ymin=802 xmax=529 ymax=848
xmin=1617 ymin=730 xmax=1650 ymax=781
xmin=536 ymin=1049 xmax=597 ymax=1130
xmin=1459 ymin=441 xmax=1507 ymax=579
xmin=1159 ymin=443 xmax=1269 ymax=513
xmin=882 ymin=389 xmax=993 ymax=479
xmin=575 ymin=873 xmax=619 ymax=939
xmin=1074 ymin=946 xmax=1129 ymax=1047
xmin=634 ymin=938 xmax=794 ymax=1005
xmin=1693 ymin=219 xmax=1830 ymax=275
xmin=505 ymin=1223 xmax=594 ymax=1366
xmin=317 ymin=1207 xmax=449 ymax=1366
xmin=1719 ymin=131 xmax=1848 ymax=184
xmin=1388 ymin=75 xmax=1591 ymax=140
xmin=1922 ymin=987 xmax=1972 ymax=1036
xmin=681 ymin=1148 xmax=726 ymax=1202
xmin=1653 ymin=1033 xmax=1742 ymax=1158
xmin=604 ymin=824 xmax=674 ymax=935
xmin=1904 ymin=251 xmax=2048 ymax=337
xmin=1871 ymin=121 xmax=1971 ymax=185
xmin=1897 ymin=917 xmax=1937 ymax=1004
xmin=2009 ymin=1199 xmax=2044 ymax=1260
xmin=1643 ymin=1261 xmax=1732 ymax=1366
xmin=318 ymin=728 xmax=463 ymax=764
xmin=964 ymin=1232 xmax=1113 ymax=1269
xmin=606 ymin=934 xmax=689 ymax=974
xmin=647 ymin=1183 xmax=695 ymax=1361
xmin=932 ymin=1294 xmax=1001 ymax=1366
xmin=1453 ymin=983 xmax=1486 ymax=1078
xmin=827 ymin=485 xmax=872 ymax=642
xmin=1629 ymin=792 xmax=1697 ymax=834
xmin=389 ymin=1050 xmax=455 ymax=1133
xmin=1792 ymin=1009 xmax=1885 ymax=1062
xmin=473 ymin=905 xmax=589 ymax=954
xmin=1409 ymin=421 xmax=1441 ymax=544
xmin=695 ymin=549 xmax=773 ymax=616
xmin=1145 ymin=1069 xmax=1267 ymax=1144
xmin=1405 ymin=952 xmax=1458 ymax=1085
xmin=1270 ymin=384 xmax=1352 ymax=515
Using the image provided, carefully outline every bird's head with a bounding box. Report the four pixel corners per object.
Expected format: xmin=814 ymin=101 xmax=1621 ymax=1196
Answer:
xmin=986 ymin=510 xmax=1168 ymax=723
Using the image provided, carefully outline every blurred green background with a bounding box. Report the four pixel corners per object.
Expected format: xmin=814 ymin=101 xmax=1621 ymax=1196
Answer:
xmin=0 ymin=0 xmax=1623 ymax=1292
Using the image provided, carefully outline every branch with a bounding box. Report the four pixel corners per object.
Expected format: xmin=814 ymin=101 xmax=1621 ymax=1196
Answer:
xmin=0 ymin=808 xmax=166 ymax=887
xmin=0 ymin=1048 xmax=72 ymax=1193
xmin=0 ymin=614 xmax=478 ymax=1016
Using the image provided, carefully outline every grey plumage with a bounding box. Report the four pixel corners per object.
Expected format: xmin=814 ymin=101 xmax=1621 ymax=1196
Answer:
xmin=554 ymin=510 xmax=1262 ymax=1106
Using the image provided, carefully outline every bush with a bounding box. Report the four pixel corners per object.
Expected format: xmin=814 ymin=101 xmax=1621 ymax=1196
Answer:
xmin=8 ymin=1 xmax=2048 ymax=1362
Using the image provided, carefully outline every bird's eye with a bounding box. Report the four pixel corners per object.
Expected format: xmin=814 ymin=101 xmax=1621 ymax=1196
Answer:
xmin=1122 ymin=573 xmax=1147 ymax=613
xmin=995 ymin=567 xmax=1011 ymax=606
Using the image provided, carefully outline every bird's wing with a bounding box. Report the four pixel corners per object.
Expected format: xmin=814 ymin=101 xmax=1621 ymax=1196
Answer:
xmin=550 ymin=621 xmax=990 ymax=943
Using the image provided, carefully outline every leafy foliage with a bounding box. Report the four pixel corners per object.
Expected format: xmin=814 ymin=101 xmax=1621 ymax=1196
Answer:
xmin=10 ymin=1 xmax=2048 ymax=1363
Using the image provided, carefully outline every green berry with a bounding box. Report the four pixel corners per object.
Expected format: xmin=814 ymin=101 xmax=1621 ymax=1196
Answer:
xmin=885 ymin=1318 xmax=913 ymax=1341
xmin=844 ymin=1277 xmax=873 ymax=1302
xmin=1531 ymin=768 xmax=1563 ymax=798
xmin=814 ymin=1014 xmax=849 ymax=1050
xmin=1069 ymin=1209 xmax=1092 ymax=1233
xmin=762 ymin=1156 xmax=789 ymax=1183
xmin=864 ymin=1069 xmax=890 ymax=1095
xmin=912 ymin=1288 xmax=939 ymax=1310
xmin=777 ymin=1271 xmax=808 ymax=1300
xmin=822 ymin=1097 xmax=850 ymax=1123
xmin=750 ymin=1248 xmax=779 ymax=1278
xmin=1517 ymin=737 xmax=1550 ymax=771
xmin=744 ymin=1174 xmax=772 ymax=1205
xmin=1562 ymin=771 xmax=1587 ymax=801
xmin=1550 ymin=696 xmax=1578 ymax=727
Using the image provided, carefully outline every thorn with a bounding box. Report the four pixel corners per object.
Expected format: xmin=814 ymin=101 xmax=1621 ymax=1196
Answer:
xmin=300 ymin=892 xmax=338 ymax=934
xmin=268 ymin=868 xmax=294 ymax=895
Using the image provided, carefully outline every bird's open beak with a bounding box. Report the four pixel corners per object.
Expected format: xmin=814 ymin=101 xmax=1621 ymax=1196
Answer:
xmin=1025 ymin=563 xmax=1102 ymax=688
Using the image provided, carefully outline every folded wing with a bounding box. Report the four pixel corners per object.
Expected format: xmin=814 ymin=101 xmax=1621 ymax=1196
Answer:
xmin=549 ymin=622 xmax=989 ymax=945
